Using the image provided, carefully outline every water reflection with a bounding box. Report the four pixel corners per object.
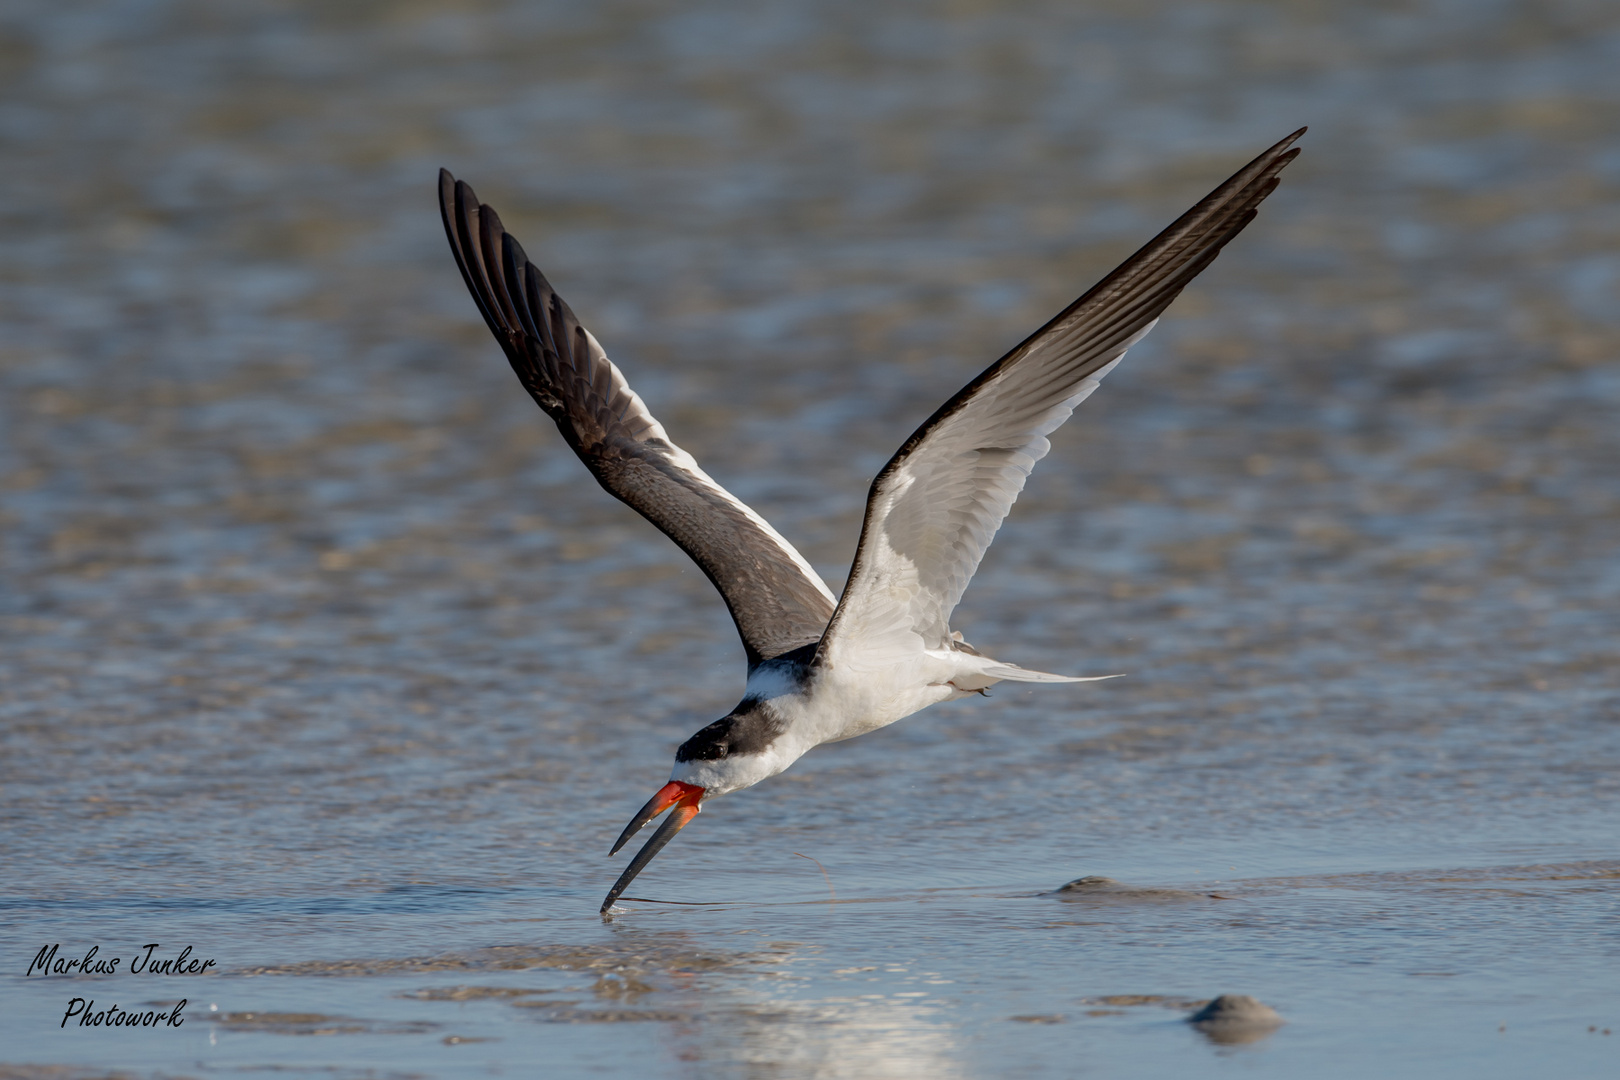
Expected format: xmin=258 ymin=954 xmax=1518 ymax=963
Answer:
xmin=670 ymin=996 xmax=965 ymax=1079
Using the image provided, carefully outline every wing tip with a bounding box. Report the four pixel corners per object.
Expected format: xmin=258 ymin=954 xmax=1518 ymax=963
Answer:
xmin=1271 ymin=126 xmax=1308 ymax=154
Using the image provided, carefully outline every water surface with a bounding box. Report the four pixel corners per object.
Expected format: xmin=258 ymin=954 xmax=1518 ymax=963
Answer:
xmin=2 ymin=0 xmax=1618 ymax=1076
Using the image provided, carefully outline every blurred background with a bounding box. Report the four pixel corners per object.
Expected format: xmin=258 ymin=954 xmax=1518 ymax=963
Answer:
xmin=1 ymin=0 xmax=1617 ymax=1076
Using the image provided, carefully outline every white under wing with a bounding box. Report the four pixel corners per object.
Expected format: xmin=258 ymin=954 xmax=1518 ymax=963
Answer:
xmin=822 ymin=322 xmax=1154 ymax=675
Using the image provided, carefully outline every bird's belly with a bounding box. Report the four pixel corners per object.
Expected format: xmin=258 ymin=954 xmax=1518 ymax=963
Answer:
xmin=798 ymin=656 xmax=968 ymax=745
xmin=833 ymin=685 xmax=959 ymax=742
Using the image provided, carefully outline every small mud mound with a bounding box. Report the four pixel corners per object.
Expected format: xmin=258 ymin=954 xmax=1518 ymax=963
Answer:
xmin=1045 ymin=876 xmax=1219 ymax=903
xmin=1186 ymin=994 xmax=1284 ymax=1044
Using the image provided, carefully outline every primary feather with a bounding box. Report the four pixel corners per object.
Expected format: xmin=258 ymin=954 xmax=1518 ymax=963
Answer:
xmin=816 ymin=129 xmax=1304 ymax=678
xmin=438 ymin=170 xmax=837 ymax=667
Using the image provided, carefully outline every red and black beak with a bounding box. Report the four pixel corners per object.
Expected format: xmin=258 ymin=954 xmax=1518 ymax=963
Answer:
xmin=600 ymin=781 xmax=705 ymax=914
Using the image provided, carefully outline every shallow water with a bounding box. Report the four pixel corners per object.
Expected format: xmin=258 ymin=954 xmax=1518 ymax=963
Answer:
xmin=2 ymin=0 xmax=1618 ymax=1076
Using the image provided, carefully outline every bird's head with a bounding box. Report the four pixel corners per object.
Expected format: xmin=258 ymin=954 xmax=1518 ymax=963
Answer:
xmin=599 ymin=701 xmax=793 ymax=913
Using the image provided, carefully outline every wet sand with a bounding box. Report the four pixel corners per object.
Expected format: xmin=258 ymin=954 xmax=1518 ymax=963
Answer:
xmin=2 ymin=0 xmax=1618 ymax=1076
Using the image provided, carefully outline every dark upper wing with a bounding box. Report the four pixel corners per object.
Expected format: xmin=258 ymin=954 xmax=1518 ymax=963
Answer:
xmin=816 ymin=130 xmax=1304 ymax=673
xmin=439 ymin=170 xmax=837 ymax=666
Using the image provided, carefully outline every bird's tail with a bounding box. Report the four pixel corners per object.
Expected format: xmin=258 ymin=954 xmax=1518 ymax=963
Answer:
xmin=982 ymin=663 xmax=1121 ymax=684
xmin=968 ymin=661 xmax=1123 ymax=687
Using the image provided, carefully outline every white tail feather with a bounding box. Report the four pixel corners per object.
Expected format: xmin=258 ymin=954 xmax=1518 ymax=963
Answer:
xmin=977 ymin=662 xmax=1123 ymax=685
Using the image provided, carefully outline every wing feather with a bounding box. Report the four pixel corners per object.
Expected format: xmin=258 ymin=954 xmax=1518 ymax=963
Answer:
xmin=817 ymin=131 xmax=1303 ymax=673
xmin=439 ymin=170 xmax=836 ymax=666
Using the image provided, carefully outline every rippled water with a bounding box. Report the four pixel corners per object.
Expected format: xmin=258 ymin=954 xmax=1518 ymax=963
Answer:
xmin=2 ymin=0 xmax=1617 ymax=1076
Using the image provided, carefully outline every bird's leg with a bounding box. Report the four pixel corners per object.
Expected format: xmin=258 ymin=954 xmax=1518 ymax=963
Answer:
xmin=947 ymin=680 xmax=991 ymax=697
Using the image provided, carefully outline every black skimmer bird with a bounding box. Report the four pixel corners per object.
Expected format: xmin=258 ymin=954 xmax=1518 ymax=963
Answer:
xmin=437 ymin=129 xmax=1303 ymax=914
